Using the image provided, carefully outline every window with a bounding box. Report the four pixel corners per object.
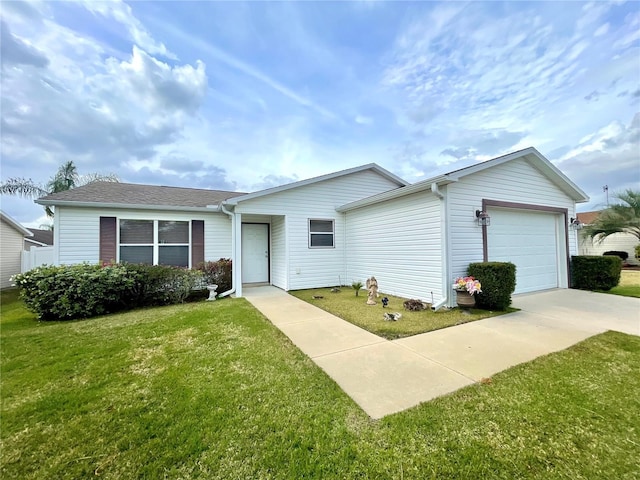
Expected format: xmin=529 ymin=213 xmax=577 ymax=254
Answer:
xmin=309 ymin=219 xmax=334 ymax=248
xmin=119 ymin=220 xmax=190 ymax=267
xmin=120 ymin=220 xmax=153 ymax=264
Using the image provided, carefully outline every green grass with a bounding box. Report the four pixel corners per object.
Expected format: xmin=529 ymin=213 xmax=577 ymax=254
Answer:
xmin=607 ymin=270 xmax=640 ymax=298
xmin=290 ymin=287 xmax=515 ymax=339
xmin=2 ymin=290 xmax=639 ymax=479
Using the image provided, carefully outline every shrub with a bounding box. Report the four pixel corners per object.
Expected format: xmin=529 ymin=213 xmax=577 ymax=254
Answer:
xmin=123 ymin=264 xmax=202 ymax=307
xmin=603 ymin=250 xmax=629 ymax=261
xmin=467 ymin=262 xmax=516 ymax=311
xmin=571 ymin=255 xmax=622 ymax=291
xmin=13 ymin=263 xmax=138 ymax=320
xmin=195 ymin=258 xmax=232 ymax=294
xmin=636 ymin=244 xmax=640 ymax=260
xmin=14 ymin=263 xmax=203 ymax=320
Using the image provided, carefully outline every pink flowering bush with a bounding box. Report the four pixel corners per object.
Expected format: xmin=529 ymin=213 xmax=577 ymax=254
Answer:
xmin=452 ymin=276 xmax=482 ymax=294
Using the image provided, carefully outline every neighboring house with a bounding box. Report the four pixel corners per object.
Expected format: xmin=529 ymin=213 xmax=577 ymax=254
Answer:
xmin=0 ymin=210 xmax=33 ymax=289
xmin=24 ymin=228 xmax=54 ymax=250
xmin=36 ymin=147 xmax=589 ymax=307
xmin=576 ymin=211 xmax=639 ymax=265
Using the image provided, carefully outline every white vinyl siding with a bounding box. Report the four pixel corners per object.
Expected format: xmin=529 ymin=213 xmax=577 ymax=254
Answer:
xmin=1 ymin=219 xmax=25 ymax=289
xmin=345 ymin=190 xmax=444 ymax=302
xmin=271 ymin=216 xmax=287 ymax=289
xmin=447 ymin=158 xmax=575 ymax=293
xmin=235 ymin=169 xmax=399 ymax=290
xmin=54 ymin=207 xmax=231 ymax=266
xmin=579 ymin=232 xmax=639 ymax=265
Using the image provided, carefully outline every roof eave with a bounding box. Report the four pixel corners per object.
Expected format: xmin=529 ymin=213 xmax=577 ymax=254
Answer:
xmin=0 ymin=211 xmax=33 ymax=236
xmin=227 ymin=163 xmax=407 ymax=206
xmin=337 ymin=177 xmax=456 ymax=212
xmin=35 ymin=200 xmax=223 ymax=213
xmin=441 ymin=147 xmax=589 ymax=202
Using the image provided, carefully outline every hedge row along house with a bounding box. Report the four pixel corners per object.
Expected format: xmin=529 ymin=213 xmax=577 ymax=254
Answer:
xmin=36 ymin=147 xmax=589 ymax=308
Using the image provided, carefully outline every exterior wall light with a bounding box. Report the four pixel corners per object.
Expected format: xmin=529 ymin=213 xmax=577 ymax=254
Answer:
xmin=570 ymin=217 xmax=583 ymax=230
xmin=475 ymin=209 xmax=490 ymax=226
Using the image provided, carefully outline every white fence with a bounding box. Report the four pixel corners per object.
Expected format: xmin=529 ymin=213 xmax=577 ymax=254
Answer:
xmin=21 ymin=246 xmax=55 ymax=272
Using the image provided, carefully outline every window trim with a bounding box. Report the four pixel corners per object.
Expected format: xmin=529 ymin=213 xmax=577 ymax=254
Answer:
xmin=308 ymin=218 xmax=335 ymax=249
xmin=117 ymin=219 xmax=193 ymax=267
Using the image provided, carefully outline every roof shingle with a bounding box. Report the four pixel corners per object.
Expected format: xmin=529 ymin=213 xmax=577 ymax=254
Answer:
xmin=37 ymin=182 xmax=245 ymax=208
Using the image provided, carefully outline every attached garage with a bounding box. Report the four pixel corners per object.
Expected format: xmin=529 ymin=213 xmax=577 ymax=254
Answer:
xmin=486 ymin=206 xmax=567 ymax=294
xmin=342 ymin=147 xmax=588 ymax=309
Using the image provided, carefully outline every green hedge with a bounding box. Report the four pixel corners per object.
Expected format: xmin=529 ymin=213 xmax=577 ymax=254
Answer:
xmin=571 ymin=255 xmax=622 ymax=291
xmin=467 ymin=262 xmax=516 ymax=311
xmin=13 ymin=263 xmax=202 ymax=321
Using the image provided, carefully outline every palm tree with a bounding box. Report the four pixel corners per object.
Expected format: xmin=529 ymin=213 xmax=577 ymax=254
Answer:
xmin=582 ymin=189 xmax=640 ymax=242
xmin=1 ymin=161 xmax=118 ymax=217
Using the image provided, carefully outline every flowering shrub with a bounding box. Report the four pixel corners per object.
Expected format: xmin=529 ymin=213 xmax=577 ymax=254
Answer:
xmin=452 ymin=276 xmax=482 ymax=294
xmin=195 ymin=258 xmax=232 ymax=294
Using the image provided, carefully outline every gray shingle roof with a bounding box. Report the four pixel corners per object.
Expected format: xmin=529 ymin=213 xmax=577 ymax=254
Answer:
xmin=37 ymin=182 xmax=245 ymax=208
xmin=26 ymin=228 xmax=54 ymax=245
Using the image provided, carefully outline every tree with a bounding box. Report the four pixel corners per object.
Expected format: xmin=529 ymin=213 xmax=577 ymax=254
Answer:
xmin=0 ymin=161 xmax=118 ymax=217
xmin=582 ymin=189 xmax=640 ymax=242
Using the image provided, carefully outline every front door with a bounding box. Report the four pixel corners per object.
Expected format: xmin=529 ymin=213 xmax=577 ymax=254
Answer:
xmin=241 ymin=224 xmax=269 ymax=283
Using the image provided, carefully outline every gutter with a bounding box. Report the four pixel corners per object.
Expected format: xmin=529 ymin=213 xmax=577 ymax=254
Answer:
xmin=431 ymin=182 xmax=444 ymax=199
xmin=217 ymin=203 xmax=236 ymax=298
xmin=430 ymin=182 xmax=448 ymax=311
xmin=431 ymin=297 xmax=448 ymax=311
xmin=34 ymin=199 xmax=218 ymax=213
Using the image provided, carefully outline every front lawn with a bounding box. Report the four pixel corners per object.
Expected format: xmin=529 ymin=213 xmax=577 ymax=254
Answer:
xmin=290 ymin=287 xmax=514 ymax=339
xmin=2 ymin=290 xmax=639 ymax=479
xmin=607 ymin=270 xmax=640 ymax=298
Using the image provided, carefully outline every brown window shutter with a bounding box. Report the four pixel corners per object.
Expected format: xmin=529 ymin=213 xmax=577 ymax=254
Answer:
xmin=99 ymin=217 xmax=117 ymax=264
xmin=191 ymin=220 xmax=205 ymax=268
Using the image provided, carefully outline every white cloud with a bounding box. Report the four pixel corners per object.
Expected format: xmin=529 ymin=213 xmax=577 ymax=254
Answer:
xmin=79 ymin=0 xmax=176 ymax=59
xmin=355 ymin=115 xmax=373 ymax=125
xmin=1 ymin=15 xmax=208 ymax=189
xmin=554 ymin=113 xmax=640 ymax=210
xmin=156 ymin=19 xmax=337 ymax=119
xmin=594 ymin=22 xmax=610 ymax=37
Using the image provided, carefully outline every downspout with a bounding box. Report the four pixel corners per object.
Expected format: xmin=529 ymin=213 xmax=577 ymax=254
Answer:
xmin=430 ymin=182 xmax=449 ymax=311
xmin=218 ymin=203 xmax=236 ymax=298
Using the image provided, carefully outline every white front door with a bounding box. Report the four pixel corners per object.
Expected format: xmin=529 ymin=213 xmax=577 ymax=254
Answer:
xmin=242 ymin=224 xmax=269 ymax=283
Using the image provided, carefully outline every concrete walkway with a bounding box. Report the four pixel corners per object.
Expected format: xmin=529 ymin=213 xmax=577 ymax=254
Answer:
xmin=244 ymin=286 xmax=640 ymax=419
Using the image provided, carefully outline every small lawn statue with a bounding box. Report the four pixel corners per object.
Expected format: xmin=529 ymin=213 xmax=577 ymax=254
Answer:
xmin=366 ymin=276 xmax=378 ymax=305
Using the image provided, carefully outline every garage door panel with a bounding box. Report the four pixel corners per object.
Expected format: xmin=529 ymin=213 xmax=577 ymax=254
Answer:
xmin=487 ymin=208 xmax=560 ymax=294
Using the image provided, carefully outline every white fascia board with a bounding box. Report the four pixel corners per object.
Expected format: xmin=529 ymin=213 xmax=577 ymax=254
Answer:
xmin=226 ymin=163 xmax=407 ymax=206
xmin=336 ymin=178 xmax=456 ymax=212
xmin=0 ymin=210 xmax=33 ymax=236
xmin=34 ymin=200 xmax=223 ymax=213
xmin=25 ymin=238 xmax=49 ymax=247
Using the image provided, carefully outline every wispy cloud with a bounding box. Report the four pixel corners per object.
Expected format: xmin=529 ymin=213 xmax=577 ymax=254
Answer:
xmin=79 ymin=0 xmax=176 ymax=59
xmin=155 ymin=20 xmax=337 ymax=120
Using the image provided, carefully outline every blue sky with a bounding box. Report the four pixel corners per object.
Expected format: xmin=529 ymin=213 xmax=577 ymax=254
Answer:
xmin=1 ymin=0 xmax=639 ymax=227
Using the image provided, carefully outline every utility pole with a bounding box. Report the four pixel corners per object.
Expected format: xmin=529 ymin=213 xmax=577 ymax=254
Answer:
xmin=603 ymin=185 xmax=609 ymax=206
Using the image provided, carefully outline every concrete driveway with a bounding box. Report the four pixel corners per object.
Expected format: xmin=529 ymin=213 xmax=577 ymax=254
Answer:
xmin=244 ymin=286 xmax=639 ymax=419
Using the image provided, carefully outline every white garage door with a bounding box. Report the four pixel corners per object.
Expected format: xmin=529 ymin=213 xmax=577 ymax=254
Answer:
xmin=487 ymin=208 xmax=560 ymax=294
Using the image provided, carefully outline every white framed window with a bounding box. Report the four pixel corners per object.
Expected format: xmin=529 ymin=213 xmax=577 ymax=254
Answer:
xmin=309 ymin=219 xmax=334 ymax=248
xmin=119 ymin=220 xmax=190 ymax=267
